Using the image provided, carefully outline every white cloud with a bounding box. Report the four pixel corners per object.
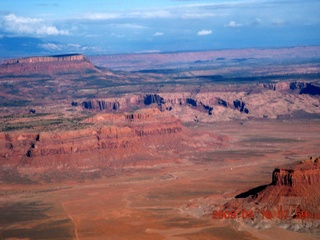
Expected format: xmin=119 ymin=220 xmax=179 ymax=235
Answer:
xmin=75 ymin=4 xmax=226 ymax=21
xmin=272 ymin=18 xmax=288 ymax=26
xmin=4 ymin=14 xmax=42 ymax=24
xmin=81 ymin=13 xmax=120 ymax=20
xmin=37 ymin=26 xmax=68 ymax=35
xmin=130 ymin=10 xmax=171 ymax=19
xmin=110 ymin=33 xmax=125 ymax=38
xmin=39 ymin=42 xmax=101 ymax=53
xmin=39 ymin=43 xmax=62 ymax=51
xmin=67 ymin=43 xmax=81 ymax=48
xmin=110 ymin=23 xmax=146 ymax=29
xmin=2 ymin=14 xmax=69 ymax=36
xmin=197 ymin=29 xmax=212 ymax=36
xmin=153 ymin=32 xmax=164 ymax=37
xmin=252 ymin=18 xmax=263 ymax=25
xmin=80 ymin=10 xmax=171 ymax=21
xmin=182 ymin=13 xmax=218 ymax=19
xmin=85 ymin=34 xmax=103 ymax=38
xmin=226 ymin=21 xmax=242 ymax=28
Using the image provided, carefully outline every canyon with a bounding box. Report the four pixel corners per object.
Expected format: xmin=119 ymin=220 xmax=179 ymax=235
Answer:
xmin=0 ymin=47 xmax=320 ymax=239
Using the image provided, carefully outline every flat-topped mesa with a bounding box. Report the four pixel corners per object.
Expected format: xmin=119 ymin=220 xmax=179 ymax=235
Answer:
xmin=2 ymin=54 xmax=87 ymax=65
xmin=272 ymin=157 xmax=320 ymax=186
xmin=0 ymin=54 xmax=98 ymax=75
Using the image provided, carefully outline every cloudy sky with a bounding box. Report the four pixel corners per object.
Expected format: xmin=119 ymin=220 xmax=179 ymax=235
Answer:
xmin=0 ymin=0 xmax=319 ymax=57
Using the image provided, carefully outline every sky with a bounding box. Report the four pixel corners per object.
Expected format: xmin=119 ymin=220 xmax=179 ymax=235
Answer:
xmin=0 ymin=0 xmax=320 ymax=57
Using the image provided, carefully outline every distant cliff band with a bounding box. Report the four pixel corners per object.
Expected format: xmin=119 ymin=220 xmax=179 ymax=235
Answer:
xmin=2 ymin=54 xmax=86 ymax=65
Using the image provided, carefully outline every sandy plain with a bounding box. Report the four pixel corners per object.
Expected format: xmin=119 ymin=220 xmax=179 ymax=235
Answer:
xmin=1 ymin=118 xmax=319 ymax=240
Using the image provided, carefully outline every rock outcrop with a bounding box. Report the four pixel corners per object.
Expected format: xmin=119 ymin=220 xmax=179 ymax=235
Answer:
xmin=0 ymin=54 xmax=99 ymax=75
xmin=76 ymin=86 xmax=320 ymax=121
xmin=262 ymin=81 xmax=320 ymax=96
xmin=300 ymin=83 xmax=320 ymax=95
xmin=79 ymin=94 xmax=240 ymax=116
xmin=2 ymin=54 xmax=86 ymax=64
xmin=224 ymin=157 xmax=320 ymax=224
xmin=0 ymin=109 xmax=186 ymax=172
xmin=272 ymin=160 xmax=320 ymax=186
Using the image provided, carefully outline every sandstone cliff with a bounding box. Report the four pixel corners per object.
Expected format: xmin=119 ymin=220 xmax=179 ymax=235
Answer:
xmin=78 ymin=93 xmax=248 ymax=117
xmin=272 ymin=159 xmax=320 ymax=186
xmin=0 ymin=109 xmax=186 ymax=173
xmin=0 ymin=54 xmax=99 ymax=75
xmin=77 ymin=87 xmax=320 ymax=122
xmin=224 ymin=157 xmax=320 ymax=225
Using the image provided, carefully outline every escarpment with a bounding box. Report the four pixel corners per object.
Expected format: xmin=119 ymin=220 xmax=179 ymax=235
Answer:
xmin=224 ymin=157 xmax=320 ymax=221
xmin=77 ymin=86 xmax=320 ymax=121
xmin=0 ymin=109 xmax=187 ymax=171
xmin=0 ymin=54 xmax=99 ymax=75
xmin=1 ymin=53 xmax=319 ymax=122
xmin=300 ymin=83 xmax=320 ymax=95
xmin=2 ymin=54 xmax=86 ymax=64
xmin=262 ymin=81 xmax=320 ymax=96
xmin=78 ymin=94 xmax=249 ymax=116
xmin=272 ymin=157 xmax=320 ymax=186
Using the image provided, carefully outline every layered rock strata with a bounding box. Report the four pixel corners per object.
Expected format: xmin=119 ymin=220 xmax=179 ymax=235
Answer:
xmin=79 ymin=94 xmax=247 ymax=116
xmin=0 ymin=54 xmax=98 ymax=75
xmin=224 ymin=157 xmax=320 ymax=223
xmin=272 ymin=160 xmax=320 ymax=187
xmin=0 ymin=109 xmax=185 ymax=172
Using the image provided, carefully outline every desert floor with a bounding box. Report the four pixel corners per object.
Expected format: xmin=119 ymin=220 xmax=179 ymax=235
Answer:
xmin=1 ymin=119 xmax=320 ymax=240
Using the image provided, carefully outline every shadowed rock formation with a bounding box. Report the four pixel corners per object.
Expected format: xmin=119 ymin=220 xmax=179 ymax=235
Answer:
xmin=300 ymin=83 xmax=320 ymax=95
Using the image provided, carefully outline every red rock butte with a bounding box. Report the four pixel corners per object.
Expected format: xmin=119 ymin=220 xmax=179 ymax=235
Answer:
xmin=272 ymin=157 xmax=320 ymax=187
xmin=0 ymin=53 xmax=98 ymax=75
xmin=2 ymin=54 xmax=87 ymax=64
xmin=224 ymin=157 xmax=320 ymax=220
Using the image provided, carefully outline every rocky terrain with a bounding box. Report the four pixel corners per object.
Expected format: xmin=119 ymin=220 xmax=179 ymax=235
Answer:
xmin=0 ymin=54 xmax=100 ymax=75
xmin=90 ymin=46 xmax=320 ymax=71
xmin=221 ymin=157 xmax=320 ymax=232
xmin=0 ymin=108 xmax=189 ymax=176
xmin=0 ymin=48 xmax=320 ymax=239
xmin=0 ymin=50 xmax=319 ymax=172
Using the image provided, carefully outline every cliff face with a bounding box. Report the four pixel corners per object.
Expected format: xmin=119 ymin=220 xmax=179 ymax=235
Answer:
xmin=224 ymin=157 xmax=320 ymax=222
xmin=77 ymin=85 xmax=320 ymax=121
xmin=0 ymin=109 xmax=186 ymax=171
xmin=272 ymin=158 xmax=320 ymax=186
xmin=300 ymin=83 xmax=320 ymax=95
xmin=262 ymin=81 xmax=320 ymax=96
xmin=272 ymin=168 xmax=320 ymax=186
xmin=79 ymin=94 xmax=248 ymax=116
xmin=0 ymin=54 xmax=98 ymax=75
xmin=2 ymin=54 xmax=86 ymax=64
